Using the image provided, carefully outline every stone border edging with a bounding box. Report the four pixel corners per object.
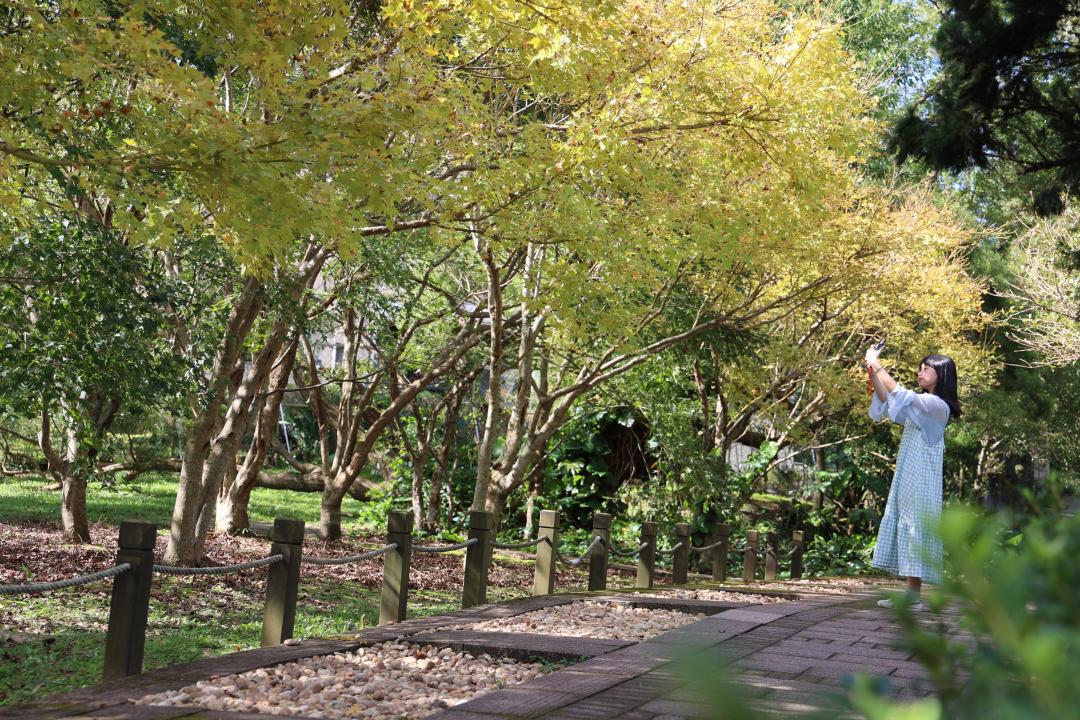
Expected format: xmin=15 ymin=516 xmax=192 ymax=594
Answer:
xmin=407 ymin=630 xmax=633 ymax=662
xmin=419 ymin=594 xmax=873 ymax=720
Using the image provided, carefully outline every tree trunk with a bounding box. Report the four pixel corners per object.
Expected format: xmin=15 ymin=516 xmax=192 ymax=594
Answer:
xmin=693 ymin=360 xmax=714 ymax=454
xmin=217 ymin=422 xmax=257 ymax=535
xmin=193 ymin=454 xmax=234 ymax=554
xmin=166 ymin=277 xmax=263 ymax=565
xmin=217 ymin=339 xmax=299 ymax=535
xmin=411 ymin=462 xmax=427 ymax=530
xmin=60 ymin=469 xmax=91 ymax=543
xmin=484 ymin=488 xmax=510 ymax=532
xmin=523 ymin=465 xmax=541 ymax=540
xmin=169 ymin=244 xmax=324 ymax=563
xmin=813 ymin=447 xmax=826 ymax=511
xmin=57 ymin=419 xmax=91 ymax=543
xmin=423 ymin=373 xmax=469 ymax=532
xmin=471 ymin=237 xmax=503 ymax=511
xmin=216 ymin=403 xmax=263 ymax=536
xmin=194 ymin=320 xmax=295 ymax=557
xmin=317 ymin=323 xmax=480 ymax=540
xmin=486 ymin=391 xmax=576 ymax=530
xmin=217 ymin=476 xmax=254 ymax=535
xmin=320 ymin=476 xmax=350 ymax=541
xmin=40 ymin=404 xmax=109 ymax=545
xmin=299 ymin=336 xmax=333 ymax=470
xmin=446 ymin=473 xmax=456 ymax=526
xmin=167 ymin=416 xmax=220 ymax=565
xmin=318 ymin=440 xmax=390 ymax=540
xmin=100 ymin=458 xmax=181 ymax=482
xmin=423 ymin=475 xmax=442 ymax=533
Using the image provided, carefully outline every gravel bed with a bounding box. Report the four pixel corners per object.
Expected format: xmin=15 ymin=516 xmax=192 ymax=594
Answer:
xmin=762 ymin=576 xmax=903 ymax=594
xmin=133 ymin=641 xmax=544 ymax=719
xmin=634 ymin=588 xmax=792 ymax=604
xmin=429 ymin=600 xmax=703 ymax=641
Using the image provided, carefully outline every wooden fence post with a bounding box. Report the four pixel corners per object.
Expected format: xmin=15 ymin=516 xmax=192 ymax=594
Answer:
xmin=790 ymin=530 xmax=805 ymax=580
xmin=102 ymin=520 xmax=156 ymax=681
xmin=587 ymin=512 xmax=611 ymax=591
xmin=672 ymin=523 xmax=691 ymax=585
xmin=765 ymin=531 xmax=779 ymax=581
xmin=532 ymin=510 xmax=559 ymax=596
xmin=380 ymin=511 xmax=414 ymax=624
xmin=742 ymin=530 xmax=759 ymax=582
xmin=261 ymin=517 xmax=305 ymax=647
xmin=710 ymin=522 xmax=730 ymax=582
xmin=462 ymin=510 xmax=492 ymax=608
xmin=636 ymin=521 xmax=657 ymax=589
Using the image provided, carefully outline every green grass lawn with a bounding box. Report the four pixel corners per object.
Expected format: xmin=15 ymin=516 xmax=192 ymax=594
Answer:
xmin=0 ymin=472 xmax=383 ymax=531
xmin=0 ymin=473 xmax=526 ymax=706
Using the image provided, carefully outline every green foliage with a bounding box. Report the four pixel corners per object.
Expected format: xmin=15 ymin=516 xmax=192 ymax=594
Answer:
xmin=789 ymin=0 xmax=938 ymax=116
xmin=803 ymin=532 xmax=880 ymax=576
xmin=1 ymin=0 xmax=440 ymax=258
xmin=996 ymin=202 xmax=1080 ymax=367
xmin=847 ymin=674 xmax=943 ymax=720
xmin=892 ymin=1 xmax=1080 ymax=209
xmin=0 ymin=218 xmax=181 ymax=417
xmin=659 ymin=506 xmax=1080 ymax=720
xmin=348 ymin=481 xmax=400 ymax=535
xmin=856 ymin=507 xmax=1080 ymax=719
xmin=598 ymin=354 xmax=748 ymax=529
xmin=533 ymin=406 xmax=643 ymax=530
xmin=804 ymin=463 xmax=889 ymax=533
xmin=277 ymin=404 xmax=326 ymax=466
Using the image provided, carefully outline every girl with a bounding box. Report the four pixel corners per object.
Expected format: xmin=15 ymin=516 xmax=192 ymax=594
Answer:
xmin=865 ymin=346 xmax=961 ymax=610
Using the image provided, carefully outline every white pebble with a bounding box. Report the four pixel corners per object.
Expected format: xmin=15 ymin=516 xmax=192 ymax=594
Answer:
xmin=133 ymin=641 xmax=545 ymax=720
xmin=427 ymin=600 xmax=704 ymax=641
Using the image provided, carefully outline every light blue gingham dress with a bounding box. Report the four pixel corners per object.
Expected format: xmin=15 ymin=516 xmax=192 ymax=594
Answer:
xmin=868 ymin=384 xmax=950 ymax=584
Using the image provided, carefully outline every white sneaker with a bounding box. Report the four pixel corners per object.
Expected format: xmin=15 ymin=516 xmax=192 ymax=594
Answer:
xmin=877 ymin=597 xmax=925 ymax=612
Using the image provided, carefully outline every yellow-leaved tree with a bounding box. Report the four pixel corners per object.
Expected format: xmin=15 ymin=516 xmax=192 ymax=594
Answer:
xmin=2 ymin=1 xmax=994 ymax=548
xmin=376 ymin=2 xmax=995 ymax=520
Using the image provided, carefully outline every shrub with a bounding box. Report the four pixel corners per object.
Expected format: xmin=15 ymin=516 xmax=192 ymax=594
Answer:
xmin=858 ymin=507 xmax=1080 ymax=719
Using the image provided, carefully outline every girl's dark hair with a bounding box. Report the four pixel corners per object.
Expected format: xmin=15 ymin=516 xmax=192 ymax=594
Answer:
xmin=921 ymin=354 xmax=962 ymax=420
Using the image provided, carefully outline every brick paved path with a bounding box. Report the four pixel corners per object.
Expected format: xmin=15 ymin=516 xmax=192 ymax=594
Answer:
xmin=3 ymin=587 xmax=959 ymax=720
xmin=426 ymin=594 xmax=956 ymax=720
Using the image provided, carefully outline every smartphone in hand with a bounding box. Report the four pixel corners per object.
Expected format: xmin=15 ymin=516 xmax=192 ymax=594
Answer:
xmin=867 ymin=338 xmax=886 ymax=394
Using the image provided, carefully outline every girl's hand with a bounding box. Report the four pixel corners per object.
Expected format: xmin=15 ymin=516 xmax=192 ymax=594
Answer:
xmin=864 ymin=346 xmax=881 ymax=367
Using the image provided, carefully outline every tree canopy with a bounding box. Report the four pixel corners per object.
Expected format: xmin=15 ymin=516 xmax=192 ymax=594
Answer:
xmin=0 ymin=0 xmax=1002 ymax=557
xmin=891 ymin=0 xmax=1080 ymax=213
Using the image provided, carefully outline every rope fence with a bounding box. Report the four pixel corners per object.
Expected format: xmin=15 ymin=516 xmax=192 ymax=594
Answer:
xmin=608 ymin=541 xmax=648 ymax=557
xmin=0 ymin=509 xmax=805 ymax=684
xmin=493 ymin=537 xmax=548 ymax=550
xmin=688 ymin=539 xmax=726 ymax=553
xmin=413 ymin=538 xmax=478 ymax=553
xmin=654 ymin=542 xmax=683 ymax=557
xmin=153 ymin=555 xmax=283 ymax=575
xmin=301 ymin=544 xmax=397 ymax=566
xmin=557 ymin=535 xmax=604 ymax=566
xmin=0 ymin=563 xmax=131 ymax=595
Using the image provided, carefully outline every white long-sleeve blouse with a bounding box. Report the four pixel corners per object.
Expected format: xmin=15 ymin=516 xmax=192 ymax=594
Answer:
xmin=868 ymin=383 xmax=951 ymax=445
